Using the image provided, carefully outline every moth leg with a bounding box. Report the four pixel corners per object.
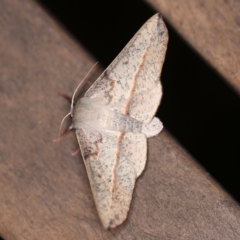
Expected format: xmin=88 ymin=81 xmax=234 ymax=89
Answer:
xmin=71 ymin=148 xmax=80 ymax=156
xmin=53 ymin=125 xmax=73 ymax=142
xmin=86 ymin=80 xmax=92 ymax=87
xmin=53 ymin=125 xmax=80 ymax=156
xmin=57 ymin=90 xmax=73 ymax=103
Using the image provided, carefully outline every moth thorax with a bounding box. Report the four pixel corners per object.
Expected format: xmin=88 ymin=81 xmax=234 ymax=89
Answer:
xmin=72 ymin=97 xmax=106 ymax=130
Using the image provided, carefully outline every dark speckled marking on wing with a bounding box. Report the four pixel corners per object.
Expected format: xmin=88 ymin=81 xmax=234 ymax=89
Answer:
xmin=76 ymin=129 xmax=103 ymax=160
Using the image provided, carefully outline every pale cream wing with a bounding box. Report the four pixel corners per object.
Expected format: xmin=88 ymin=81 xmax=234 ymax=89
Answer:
xmin=85 ymin=13 xmax=168 ymax=122
xmin=76 ymin=14 xmax=168 ymax=229
xmin=76 ymin=129 xmax=147 ymax=229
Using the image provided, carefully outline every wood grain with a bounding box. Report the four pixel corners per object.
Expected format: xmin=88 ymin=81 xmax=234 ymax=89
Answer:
xmin=146 ymin=0 xmax=240 ymax=94
xmin=0 ymin=0 xmax=240 ymax=239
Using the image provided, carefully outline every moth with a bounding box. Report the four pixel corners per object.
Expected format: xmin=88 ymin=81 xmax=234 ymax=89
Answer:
xmin=65 ymin=13 xmax=168 ymax=229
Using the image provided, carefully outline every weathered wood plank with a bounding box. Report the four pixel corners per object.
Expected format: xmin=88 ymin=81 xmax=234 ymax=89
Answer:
xmin=146 ymin=0 xmax=240 ymax=93
xmin=0 ymin=0 xmax=240 ymax=239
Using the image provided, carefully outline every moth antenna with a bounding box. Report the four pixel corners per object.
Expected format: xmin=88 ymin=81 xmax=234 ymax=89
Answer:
xmin=54 ymin=124 xmax=73 ymax=143
xmin=56 ymin=112 xmax=71 ymax=145
xmin=70 ymin=62 xmax=98 ymax=116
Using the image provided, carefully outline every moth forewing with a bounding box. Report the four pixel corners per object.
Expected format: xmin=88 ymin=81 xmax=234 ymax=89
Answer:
xmin=71 ymin=13 xmax=168 ymax=229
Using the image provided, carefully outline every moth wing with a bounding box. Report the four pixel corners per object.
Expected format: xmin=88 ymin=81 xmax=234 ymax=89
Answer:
xmin=76 ymin=128 xmax=147 ymax=229
xmin=85 ymin=13 xmax=168 ymax=122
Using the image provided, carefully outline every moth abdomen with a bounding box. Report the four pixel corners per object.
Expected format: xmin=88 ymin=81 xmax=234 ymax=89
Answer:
xmin=142 ymin=117 xmax=163 ymax=138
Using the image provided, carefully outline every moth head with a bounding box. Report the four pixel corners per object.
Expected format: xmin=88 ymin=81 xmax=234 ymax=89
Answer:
xmin=57 ymin=62 xmax=98 ymax=139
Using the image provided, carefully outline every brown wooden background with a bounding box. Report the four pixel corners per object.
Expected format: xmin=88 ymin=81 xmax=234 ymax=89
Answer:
xmin=0 ymin=0 xmax=240 ymax=239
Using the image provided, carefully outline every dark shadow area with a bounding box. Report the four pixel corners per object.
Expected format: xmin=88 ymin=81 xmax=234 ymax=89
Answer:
xmin=160 ymin=24 xmax=240 ymax=201
xmin=37 ymin=0 xmax=240 ymax=202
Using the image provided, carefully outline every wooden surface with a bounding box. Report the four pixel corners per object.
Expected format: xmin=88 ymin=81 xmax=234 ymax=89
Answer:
xmin=0 ymin=0 xmax=240 ymax=239
xmin=146 ymin=0 xmax=240 ymax=94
